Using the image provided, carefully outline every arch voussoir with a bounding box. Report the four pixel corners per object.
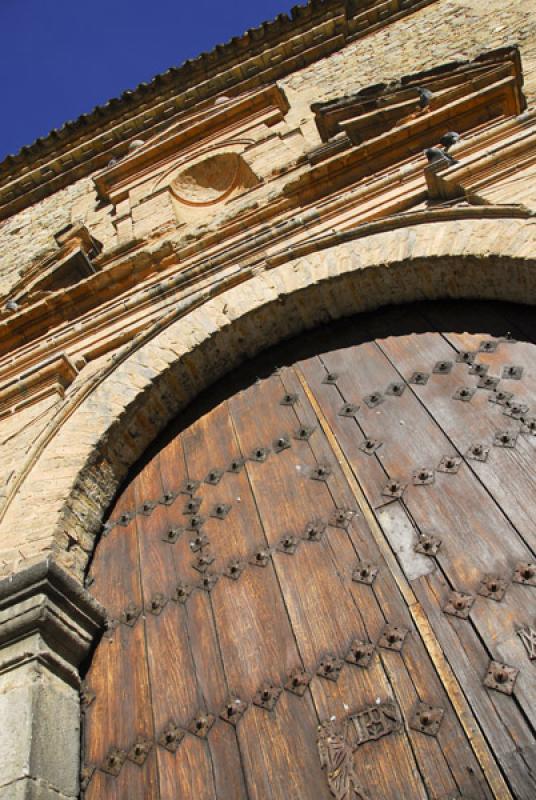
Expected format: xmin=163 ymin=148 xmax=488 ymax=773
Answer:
xmin=0 ymin=217 xmax=534 ymax=583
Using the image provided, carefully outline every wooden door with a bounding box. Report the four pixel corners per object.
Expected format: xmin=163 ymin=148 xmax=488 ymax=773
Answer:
xmin=82 ymin=301 xmax=536 ymax=800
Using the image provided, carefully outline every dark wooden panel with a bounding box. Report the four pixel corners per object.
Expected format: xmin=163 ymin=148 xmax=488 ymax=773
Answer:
xmin=84 ymin=306 xmax=536 ymax=799
xmin=292 ymin=359 xmax=493 ymax=799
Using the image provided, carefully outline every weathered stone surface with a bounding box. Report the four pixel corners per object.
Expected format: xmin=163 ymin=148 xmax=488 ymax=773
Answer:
xmin=0 ymin=1 xmax=535 ymax=797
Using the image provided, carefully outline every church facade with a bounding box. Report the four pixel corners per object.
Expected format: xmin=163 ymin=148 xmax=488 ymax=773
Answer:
xmin=1 ymin=1 xmax=536 ymax=798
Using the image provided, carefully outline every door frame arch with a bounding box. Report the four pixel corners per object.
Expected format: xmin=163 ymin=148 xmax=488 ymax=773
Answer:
xmin=1 ymin=216 xmax=535 ymax=798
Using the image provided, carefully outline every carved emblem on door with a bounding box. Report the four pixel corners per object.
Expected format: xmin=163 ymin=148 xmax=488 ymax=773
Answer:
xmin=317 ymin=703 xmax=402 ymax=798
xmin=317 ymin=719 xmax=370 ymax=800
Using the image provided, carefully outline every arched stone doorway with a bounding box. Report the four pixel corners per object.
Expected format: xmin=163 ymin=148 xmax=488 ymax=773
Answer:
xmin=81 ymin=300 xmax=536 ymax=799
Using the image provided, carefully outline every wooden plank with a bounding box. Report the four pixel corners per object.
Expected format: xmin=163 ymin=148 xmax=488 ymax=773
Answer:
xmin=291 ymin=358 xmax=494 ymax=799
xmin=134 ymin=452 xmax=218 ymax=800
xmin=380 ymin=327 xmax=536 ymax=556
xmin=85 ymin=482 xmax=158 ymax=799
xmin=229 ymin=369 xmax=429 ymax=800
xmin=181 ymin=399 xmax=322 ymax=800
xmin=376 ymin=331 xmax=536 ymax=731
xmin=415 ymin=572 xmax=536 ymax=800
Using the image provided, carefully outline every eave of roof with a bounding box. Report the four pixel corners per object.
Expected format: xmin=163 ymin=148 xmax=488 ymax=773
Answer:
xmin=0 ymin=0 xmax=440 ymax=220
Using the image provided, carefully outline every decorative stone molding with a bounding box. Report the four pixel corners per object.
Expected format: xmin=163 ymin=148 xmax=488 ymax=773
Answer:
xmin=0 ymin=560 xmax=105 ymax=799
xmin=426 ymin=109 xmax=536 ymax=202
xmin=312 ymin=47 xmax=524 ymax=144
xmin=0 ymin=0 xmax=440 ymax=220
xmin=0 ymin=353 xmax=80 ymax=420
xmin=2 ymin=223 xmax=102 ymax=310
xmin=0 ymin=558 xmax=105 ymax=683
xmin=0 ymin=217 xmax=534 ymax=582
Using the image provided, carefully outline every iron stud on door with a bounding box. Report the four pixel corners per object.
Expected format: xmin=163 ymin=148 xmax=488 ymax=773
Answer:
xmin=120 ymin=602 xmax=141 ymax=627
xmin=138 ymin=500 xmax=156 ymax=516
xmin=179 ymin=479 xmax=201 ymax=495
xmin=433 ymin=360 xmax=453 ymax=374
xmin=254 ymin=684 xmax=283 ymax=711
xmin=250 ymin=548 xmax=272 ymax=567
xmin=489 ymin=389 xmax=512 ymax=404
xmin=415 ymin=533 xmax=442 ymax=556
xmin=273 ymin=434 xmax=291 ymax=452
xmin=158 ymin=722 xmax=184 ymax=752
xmin=205 ymin=468 xmax=224 ymax=485
xmin=189 ymin=532 xmax=208 ymax=552
xmin=302 ymin=519 xmax=326 ymax=541
xmin=364 ymin=391 xmax=384 ymax=407
xmin=322 ymin=372 xmax=339 ymax=384
xmin=228 ymin=457 xmax=246 ymax=473
xmin=162 ymin=526 xmax=182 ymax=544
xmin=224 ymin=559 xmax=246 ymax=580
xmin=493 ymin=430 xmax=518 ymax=448
xmin=456 ymin=351 xmax=476 ymax=364
xmin=410 ymin=703 xmax=445 ymax=737
xmin=513 ymin=562 xmax=536 ymax=586
xmin=198 ymin=574 xmax=219 ymax=592
xmin=345 ymin=640 xmax=375 ymax=668
xmin=470 ymin=362 xmax=489 ymax=376
xmin=382 ymin=480 xmax=406 ymax=498
xmin=359 ymin=438 xmax=382 ymax=455
xmin=220 ymin=698 xmax=248 ymax=725
xmin=183 ymin=496 xmax=202 ymax=515
xmin=352 ymin=561 xmax=379 ymax=585
xmin=338 ymin=402 xmax=360 ymax=417
xmin=477 ymin=576 xmax=509 ymax=602
xmin=293 ymin=424 xmax=316 ymax=440
xmin=310 ymin=464 xmax=332 ymax=481
xmin=412 ymin=468 xmax=435 ymax=485
xmin=444 ymin=591 xmax=475 ymax=619
xmin=317 ymin=654 xmax=344 ymax=681
xmin=175 ymin=582 xmax=193 ymax=604
xmin=189 ymin=712 xmax=216 ymax=738
xmin=484 ymin=661 xmax=519 ymax=695
xmin=503 ymin=402 xmax=529 ymax=419
xmin=277 ymin=534 xmax=300 ymax=555
xmin=127 ymin=739 xmax=153 ymax=766
xmin=378 ymin=625 xmax=409 ymax=651
xmin=466 ymin=443 xmax=490 ymax=462
xmin=502 ymin=365 xmax=523 ymax=380
xmin=280 ymin=392 xmax=298 ymax=406
xmin=437 ymin=455 xmax=461 ymax=473
xmin=329 ymin=507 xmax=355 ymax=529
xmin=210 ymin=502 xmax=231 ymax=519
xmin=479 ymin=340 xmax=499 ymax=353
xmin=250 ymin=446 xmax=270 ymax=463
xmin=409 ymin=371 xmax=429 ymax=385
xmin=148 ymin=593 xmax=168 ymax=615
xmin=386 ymin=381 xmax=406 ymax=396
xmin=186 ymin=514 xmax=205 ymax=530
xmin=453 ymin=387 xmax=475 ymax=402
xmin=101 ymin=748 xmax=126 ymax=777
xmin=285 ymin=668 xmax=312 ymax=696
xmin=478 ymin=375 xmax=500 ymax=390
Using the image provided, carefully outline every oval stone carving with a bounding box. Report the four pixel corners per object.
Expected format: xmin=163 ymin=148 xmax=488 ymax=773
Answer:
xmin=170 ymin=152 xmax=257 ymax=206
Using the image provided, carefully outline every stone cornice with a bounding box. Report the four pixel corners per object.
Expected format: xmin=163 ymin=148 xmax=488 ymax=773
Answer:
xmin=0 ymin=0 xmax=439 ymax=220
xmin=93 ymin=84 xmax=290 ymax=203
xmin=0 ymin=559 xmax=105 ymax=685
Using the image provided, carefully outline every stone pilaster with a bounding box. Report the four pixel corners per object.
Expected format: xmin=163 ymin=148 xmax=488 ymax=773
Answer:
xmin=0 ymin=560 xmax=105 ymax=799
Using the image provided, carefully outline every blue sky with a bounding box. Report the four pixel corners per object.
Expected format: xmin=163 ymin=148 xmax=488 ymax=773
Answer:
xmin=0 ymin=0 xmax=297 ymax=160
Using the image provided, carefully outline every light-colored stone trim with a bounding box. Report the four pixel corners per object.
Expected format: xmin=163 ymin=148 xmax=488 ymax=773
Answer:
xmin=0 ymin=217 xmax=535 ymax=583
xmin=0 ymin=561 xmax=105 ymax=799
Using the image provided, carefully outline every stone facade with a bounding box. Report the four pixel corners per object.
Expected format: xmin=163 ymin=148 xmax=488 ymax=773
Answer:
xmin=1 ymin=1 xmax=536 ymax=797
